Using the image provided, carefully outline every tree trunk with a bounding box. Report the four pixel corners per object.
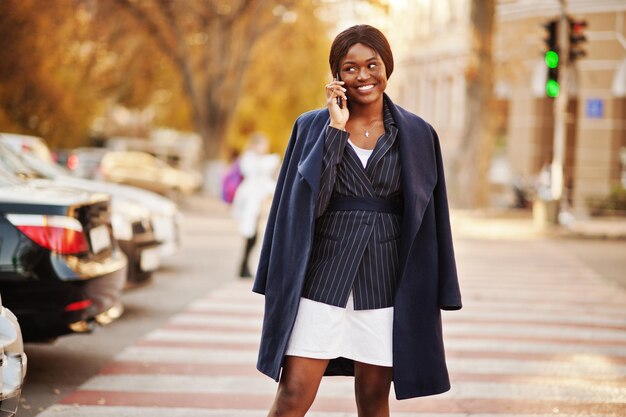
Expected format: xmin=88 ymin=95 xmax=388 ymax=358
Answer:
xmin=201 ymin=101 xmax=231 ymax=160
xmin=449 ymin=0 xmax=496 ymax=209
xmin=202 ymin=122 xmax=223 ymax=161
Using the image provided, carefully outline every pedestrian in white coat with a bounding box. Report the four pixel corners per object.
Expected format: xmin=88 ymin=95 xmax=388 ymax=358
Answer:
xmin=232 ymin=133 xmax=280 ymax=278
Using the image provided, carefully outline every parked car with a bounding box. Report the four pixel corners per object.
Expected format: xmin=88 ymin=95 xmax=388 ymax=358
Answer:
xmin=0 ymin=133 xmax=53 ymax=163
xmin=58 ymin=147 xmax=108 ymax=180
xmin=100 ymin=150 xmax=202 ymax=198
xmin=78 ymin=176 xmax=182 ymax=259
xmin=0 ymin=295 xmax=27 ymax=417
xmin=0 ymin=169 xmax=127 ymax=342
xmin=0 ymin=143 xmax=163 ymax=286
xmin=0 ymin=136 xmax=182 ymax=259
xmin=106 ymin=132 xmax=204 ymax=184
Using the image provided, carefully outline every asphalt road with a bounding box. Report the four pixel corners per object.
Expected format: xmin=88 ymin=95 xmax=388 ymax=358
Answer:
xmin=19 ymin=195 xmax=244 ymax=416
xmin=18 ymin=195 xmax=626 ymax=416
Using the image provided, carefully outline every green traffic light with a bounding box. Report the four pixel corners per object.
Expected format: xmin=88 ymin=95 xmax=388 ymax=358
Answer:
xmin=545 ymin=50 xmax=559 ymax=68
xmin=546 ymin=79 xmax=560 ymax=97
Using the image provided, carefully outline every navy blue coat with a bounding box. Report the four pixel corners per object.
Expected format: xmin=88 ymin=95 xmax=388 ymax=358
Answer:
xmin=252 ymin=95 xmax=462 ymax=400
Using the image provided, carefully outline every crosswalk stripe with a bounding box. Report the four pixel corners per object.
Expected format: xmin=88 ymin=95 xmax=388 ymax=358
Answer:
xmin=47 ymin=404 xmax=608 ymax=417
xmin=165 ymin=314 xmax=626 ymax=343
xmin=168 ymin=314 xmax=263 ymax=327
xmin=76 ymin=375 xmax=626 ymax=402
xmin=115 ymin=346 xmax=258 ymax=363
xmin=96 ymin=360 xmax=626 ymax=388
xmin=111 ymin=344 xmax=626 ymax=377
xmin=55 ymin=391 xmax=626 ymax=415
xmin=144 ymin=328 xmax=260 ymax=343
xmin=187 ymin=301 xmax=264 ymax=313
xmin=161 ymin=320 xmax=626 ymax=341
xmin=142 ymin=327 xmax=626 ymax=356
xmin=445 ymin=302 xmax=626 ymax=318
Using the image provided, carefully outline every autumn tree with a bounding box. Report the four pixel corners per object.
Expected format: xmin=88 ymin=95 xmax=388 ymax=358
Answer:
xmin=79 ymin=2 xmax=194 ymax=136
xmin=0 ymin=0 xmax=98 ymax=147
xmin=0 ymin=0 xmax=175 ymax=147
xmin=108 ymin=0 xmax=309 ymax=160
xmin=228 ymin=0 xmax=330 ymax=153
xmin=0 ymin=0 xmax=332 ymax=157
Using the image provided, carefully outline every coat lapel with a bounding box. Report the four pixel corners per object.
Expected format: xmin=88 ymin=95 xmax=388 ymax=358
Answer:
xmin=386 ymin=97 xmax=437 ymax=272
xmin=297 ymin=112 xmax=329 ymax=196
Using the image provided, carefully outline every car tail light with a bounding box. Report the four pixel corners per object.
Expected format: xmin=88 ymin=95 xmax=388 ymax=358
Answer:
xmin=65 ymin=299 xmax=93 ymax=312
xmin=6 ymin=214 xmax=89 ymax=254
xmin=67 ymin=154 xmax=79 ymax=171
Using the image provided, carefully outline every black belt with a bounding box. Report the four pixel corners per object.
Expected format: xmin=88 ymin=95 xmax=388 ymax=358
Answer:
xmin=326 ymin=196 xmax=403 ymax=215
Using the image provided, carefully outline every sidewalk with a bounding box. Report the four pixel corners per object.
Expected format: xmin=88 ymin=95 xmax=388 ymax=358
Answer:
xmin=33 ymin=197 xmax=626 ymax=416
xmin=566 ymin=216 xmax=626 ymax=239
xmin=452 ymin=209 xmax=626 ymax=240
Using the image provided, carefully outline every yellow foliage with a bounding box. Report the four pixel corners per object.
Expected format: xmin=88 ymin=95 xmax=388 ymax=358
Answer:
xmin=0 ymin=0 xmax=332 ymax=156
xmin=227 ymin=1 xmax=331 ymax=156
xmin=0 ymin=0 xmax=99 ymax=147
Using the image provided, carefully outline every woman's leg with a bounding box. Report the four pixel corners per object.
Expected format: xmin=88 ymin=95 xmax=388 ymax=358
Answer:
xmin=239 ymin=232 xmax=257 ymax=277
xmin=268 ymin=356 xmax=329 ymax=417
xmin=354 ymin=362 xmax=393 ymax=417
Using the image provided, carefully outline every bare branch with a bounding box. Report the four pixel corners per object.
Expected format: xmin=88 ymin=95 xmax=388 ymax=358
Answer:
xmin=202 ymin=0 xmax=218 ymax=16
xmin=225 ymin=0 xmax=257 ymax=25
xmin=155 ymin=0 xmax=206 ymax=136
xmin=112 ymin=0 xmax=180 ymax=65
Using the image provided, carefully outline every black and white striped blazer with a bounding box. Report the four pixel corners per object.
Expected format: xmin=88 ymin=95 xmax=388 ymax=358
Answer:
xmin=301 ymin=104 xmax=402 ymax=310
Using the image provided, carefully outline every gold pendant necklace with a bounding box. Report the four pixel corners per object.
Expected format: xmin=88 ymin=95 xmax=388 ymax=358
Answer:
xmin=364 ymin=119 xmax=380 ymax=139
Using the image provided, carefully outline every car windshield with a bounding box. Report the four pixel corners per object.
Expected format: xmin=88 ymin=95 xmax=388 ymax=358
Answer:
xmin=0 ymin=133 xmax=53 ymax=162
xmin=21 ymin=152 xmax=69 ymax=178
xmin=0 ymin=143 xmax=40 ymax=179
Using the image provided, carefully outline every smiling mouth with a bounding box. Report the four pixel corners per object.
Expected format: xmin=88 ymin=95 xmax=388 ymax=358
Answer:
xmin=357 ymin=84 xmax=375 ymax=91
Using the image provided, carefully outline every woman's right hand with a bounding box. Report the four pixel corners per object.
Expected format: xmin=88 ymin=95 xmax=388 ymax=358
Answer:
xmin=326 ymin=78 xmax=349 ymax=130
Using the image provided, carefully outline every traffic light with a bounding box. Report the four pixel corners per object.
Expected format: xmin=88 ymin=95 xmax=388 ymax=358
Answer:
xmin=569 ymin=18 xmax=588 ymax=62
xmin=543 ymin=19 xmax=560 ymax=98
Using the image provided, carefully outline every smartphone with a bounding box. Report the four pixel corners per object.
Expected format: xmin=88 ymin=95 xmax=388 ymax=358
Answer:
xmin=336 ymin=73 xmax=343 ymax=109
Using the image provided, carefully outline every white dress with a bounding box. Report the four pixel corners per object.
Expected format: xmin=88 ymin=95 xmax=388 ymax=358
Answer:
xmin=285 ymin=140 xmax=394 ymax=367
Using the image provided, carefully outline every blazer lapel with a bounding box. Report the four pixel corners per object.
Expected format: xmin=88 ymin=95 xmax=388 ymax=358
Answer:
xmin=343 ymin=145 xmax=376 ymax=196
xmin=365 ymin=124 xmax=398 ymax=177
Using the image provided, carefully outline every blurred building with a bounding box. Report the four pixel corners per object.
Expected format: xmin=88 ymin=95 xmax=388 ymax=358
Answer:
xmin=386 ymin=0 xmax=626 ymax=215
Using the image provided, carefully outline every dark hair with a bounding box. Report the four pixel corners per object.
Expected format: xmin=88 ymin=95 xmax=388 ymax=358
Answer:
xmin=329 ymin=25 xmax=394 ymax=79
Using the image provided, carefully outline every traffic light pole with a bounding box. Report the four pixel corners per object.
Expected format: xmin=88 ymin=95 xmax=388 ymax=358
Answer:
xmin=550 ymin=0 xmax=569 ymax=209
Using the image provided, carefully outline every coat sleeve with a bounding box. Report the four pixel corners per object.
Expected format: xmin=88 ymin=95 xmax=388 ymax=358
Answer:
xmin=432 ymin=127 xmax=462 ymax=311
xmin=252 ymin=120 xmax=299 ymax=295
xmin=314 ymin=126 xmax=349 ymax=218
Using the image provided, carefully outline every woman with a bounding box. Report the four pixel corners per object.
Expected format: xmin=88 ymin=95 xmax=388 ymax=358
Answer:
xmin=232 ymin=133 xmax=280 ymax=277
xmin=253 ymin=25 xmax=462 ymax=416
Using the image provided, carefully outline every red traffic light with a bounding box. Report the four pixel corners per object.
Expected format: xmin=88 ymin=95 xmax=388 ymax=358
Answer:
xmin=568 ymin=18 xmax=588 ymax=61
xmin=570 ymin=20 xmax=588 ymax=34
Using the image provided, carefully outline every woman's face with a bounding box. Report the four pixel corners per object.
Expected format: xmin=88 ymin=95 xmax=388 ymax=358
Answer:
xmin=338 ymin=43 xmax=387 ymax=107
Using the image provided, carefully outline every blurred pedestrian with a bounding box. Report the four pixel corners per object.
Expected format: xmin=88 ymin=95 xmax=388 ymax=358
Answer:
xmin=252 ymin=24 xmax=462 ymax=416
xmin=221 ymin=148 xmax=243 ymax=205
xmin=232 ymin=133 xmax=279 ymax=278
